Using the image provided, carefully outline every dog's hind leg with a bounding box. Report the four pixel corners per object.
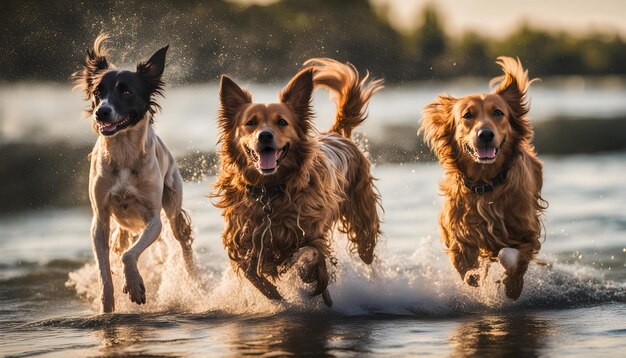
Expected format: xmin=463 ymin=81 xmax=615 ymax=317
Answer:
xmin=162 ymin=169 xmax=196 ymax=277
xmin=112 ymin=227 xmax=135 ymax=256
xmin=448 ymin=242 xmax=481 ymax=287
xmin=91 ymin=215 xmax=115 ymax=313
xmin=340 ymin=155 xmax=381 ymax=265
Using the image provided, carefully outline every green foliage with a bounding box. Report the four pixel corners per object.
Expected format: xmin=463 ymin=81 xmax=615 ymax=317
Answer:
xmin=410 ymin=4 xmax=449 ymax=79
xmin=1 ymin=1 xmax=624 ymax=84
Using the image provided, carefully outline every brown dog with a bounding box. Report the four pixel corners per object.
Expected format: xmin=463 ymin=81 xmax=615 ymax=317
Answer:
xmin=213 ymin=58 xmax=383 ymax=306
xmin=74 ymin=34 xmax=196 ymax=313
xmin=419 ymin=57 xmax=547 ymax=299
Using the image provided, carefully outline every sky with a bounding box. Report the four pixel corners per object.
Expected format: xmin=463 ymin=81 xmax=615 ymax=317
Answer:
xmin=229 ymin=0 xmax=626 ymax=38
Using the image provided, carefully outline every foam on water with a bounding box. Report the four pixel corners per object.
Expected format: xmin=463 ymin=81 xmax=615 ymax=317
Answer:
xmin=66 ymin=221 xmax=626 ymax=317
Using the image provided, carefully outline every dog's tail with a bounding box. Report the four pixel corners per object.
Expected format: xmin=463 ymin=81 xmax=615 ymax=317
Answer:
xmin=304 ymin=58 xmax=383 ymax=138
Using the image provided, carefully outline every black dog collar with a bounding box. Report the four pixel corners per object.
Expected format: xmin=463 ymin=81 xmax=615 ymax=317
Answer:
xmin=463 ymin=169 xmax=508 ymax=195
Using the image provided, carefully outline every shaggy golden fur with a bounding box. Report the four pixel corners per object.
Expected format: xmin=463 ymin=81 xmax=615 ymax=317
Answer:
xmin=213 ymin=58 xmax=383 ymax=306
xmin=419 ymin=57 xmax=547 ymax=300
xmin=74 ymin=34 xmax=196 ymax=313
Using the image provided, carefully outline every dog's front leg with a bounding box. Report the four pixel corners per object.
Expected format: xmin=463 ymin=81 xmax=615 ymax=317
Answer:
xmin=289 ymin=246 xmax=332 ymax=307
xmin=448 ymin=242 xmax=480 ymax=287
xmin=121 ymin=215 xmax=162 ymax=305
xmin=499 ymin=247 xmax=532 ymax=300
xmin=242 ymin=261 xmax=283 ymax=301
xmin=91 ymin=216 xmax=114 ymax=313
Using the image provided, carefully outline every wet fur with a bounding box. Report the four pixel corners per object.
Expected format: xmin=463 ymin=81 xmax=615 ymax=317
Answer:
xmin=213 ymin=58 xmax=383 ymax=306
xmin=419 ymin=57 xmax=547 ymax=299
xmin=74 ymin=34 xmax=195 ymax=313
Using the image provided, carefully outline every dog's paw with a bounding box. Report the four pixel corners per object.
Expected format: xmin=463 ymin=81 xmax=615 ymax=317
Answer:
xmin=322 ymin=289 xmax=333 ymax=307
xmin=358 ymin=245 xmax=375 ymax=265
xmin=293 ymin=247 xmax=320 ymax=283
xmin=122 ymin=266 xmax=146 ymax=305
xmin=503 ymin=275 xmax=524 ymax=300
xmin=464 ymin=272 xmax=481 ymax=287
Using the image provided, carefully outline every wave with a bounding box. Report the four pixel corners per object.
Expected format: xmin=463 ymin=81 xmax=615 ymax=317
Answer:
xmin=0 ymin=259 xmax=87 ymax=301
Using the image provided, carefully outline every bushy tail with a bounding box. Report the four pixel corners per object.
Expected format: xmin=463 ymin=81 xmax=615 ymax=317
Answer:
xmin=304 ymin=58 xmax=383 ymax=138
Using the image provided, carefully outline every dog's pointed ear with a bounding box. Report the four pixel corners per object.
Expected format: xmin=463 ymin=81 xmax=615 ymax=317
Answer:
xmin=418 ymin=95 xmax=457 ymax=161
xmin=218 ymin=75 xmax=252 ymax=130
xmin=137 ymin=45 xmax=168 ymax=84
xmin=280 ymin=68 xmax=313 ymax=122
xmin=73 ymin=33 xmax=111 ymax=98
xmin=136 ymin=45 xmax=168 ymax=114
xmin=490 ymin=56 xmax=538 ymax=141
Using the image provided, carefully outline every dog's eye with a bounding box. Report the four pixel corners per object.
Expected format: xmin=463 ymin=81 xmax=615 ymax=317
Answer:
xmin=277 ymin=118 xmax=288 ymax=126
xmin=493 ymin=109 xmax=504 ymax=117
xmin=93 ymin=90 xmax=100 ymax=98
xmin=122 ymin=89 xmax=132 ymax=95
xmin=245 ymin=119 xmax=257 ymax=126
xmin=462 ymin=112 xmax=473 ymax=120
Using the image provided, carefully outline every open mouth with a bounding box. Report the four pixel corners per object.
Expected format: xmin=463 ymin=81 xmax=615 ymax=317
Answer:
xmin=465 ymin=142 xmax=499 ymax=164
xmin=95 ymin=115 xmax=136 ymax=136
xmin=245 ymin=143 xmax=289 ymax=174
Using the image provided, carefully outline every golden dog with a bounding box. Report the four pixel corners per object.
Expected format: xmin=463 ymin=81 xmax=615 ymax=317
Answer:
xmin=213 ymin=58 xmax=383 ymax=306
xmin=419 ymin=57 xmax=547 ymax=299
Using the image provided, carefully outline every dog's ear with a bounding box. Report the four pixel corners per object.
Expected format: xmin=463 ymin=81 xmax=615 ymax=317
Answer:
xmin=418 ymin=95 xmax=457 ymax=161
xmin=218 ymin=75 xmax=252 ymax=130
xmin=73 ymin=33 xmax=110 ymax=98
xmin=280 ymin=68 xmax=314 ymax=126
xmin=137 ymin=45 xmax=168 ymax=113
xmin=137 ymin=45 xmax=168 ymax=89
xmin=490 ymin=56 xmax=538 ymax=141
xmin=137 ymin=45 xmax=168 ymax=80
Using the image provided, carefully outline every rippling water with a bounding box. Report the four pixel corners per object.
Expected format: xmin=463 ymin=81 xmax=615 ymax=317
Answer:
xmin=1 ymin=154 xmax=625 ymax=357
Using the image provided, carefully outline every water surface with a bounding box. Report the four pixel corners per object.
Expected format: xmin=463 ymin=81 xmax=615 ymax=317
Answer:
xmin=1 ymin=155 xmax=625 ymax=357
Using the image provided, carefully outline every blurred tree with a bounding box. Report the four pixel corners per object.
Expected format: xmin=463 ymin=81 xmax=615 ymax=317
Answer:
xmin=0 ymin=0 xmax=624 ymax=83
xmin=449 ymin=32 xmax=491 ymax=76
xmin=606 ymin=35 xmax=626 ymax=74
xmin=411 ymin=4 xmax=448 ymax=79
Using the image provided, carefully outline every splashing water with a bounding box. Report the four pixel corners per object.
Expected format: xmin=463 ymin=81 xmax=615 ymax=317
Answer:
xmin=66 ymin=223 xmax=626 ymax=317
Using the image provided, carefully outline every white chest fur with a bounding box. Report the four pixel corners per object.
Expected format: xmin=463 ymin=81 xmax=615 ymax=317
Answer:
xmin=108 ymin=168 xmax=145 ymax=231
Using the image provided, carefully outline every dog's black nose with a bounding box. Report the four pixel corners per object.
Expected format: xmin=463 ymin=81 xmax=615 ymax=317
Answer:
xmin=258 ymin=130 xmax=274 ymax=144
xmin=478 ymin=128 xmax=495 ymax=143
xmin=96 ymin=106 xmax=112 ymax=122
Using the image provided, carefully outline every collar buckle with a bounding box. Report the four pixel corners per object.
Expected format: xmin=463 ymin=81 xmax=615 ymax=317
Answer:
xmin=465 ymin=169 xmax=507 ymax=195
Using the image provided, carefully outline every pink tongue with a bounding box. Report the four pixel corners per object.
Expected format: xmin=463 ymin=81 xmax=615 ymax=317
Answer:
xmin=259 ymin=150 xmax=277 ymax=170
xmin=100 ymin=124 xmax=117 ymax=133
xmin=477 ymin=147 xmax=496 ymax=158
